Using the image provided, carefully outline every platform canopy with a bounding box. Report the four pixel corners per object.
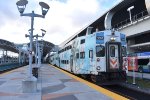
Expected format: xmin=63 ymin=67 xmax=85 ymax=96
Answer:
xmin=0 ymin=39 xmax=19 ymax=53
xmin=32 ymin=40 xmax=55 ymax=57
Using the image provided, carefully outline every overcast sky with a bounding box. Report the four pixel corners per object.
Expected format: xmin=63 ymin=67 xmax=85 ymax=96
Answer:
xmin=0 ymin=0 xmax=121 ymax=45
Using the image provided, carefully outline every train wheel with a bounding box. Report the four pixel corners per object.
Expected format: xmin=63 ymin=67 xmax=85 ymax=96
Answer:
xmin=81 ymin=74 xmax=87 ymax=79
xmin=138 ymin=67 xmax=143 ymax=73
xmin=91 ymin=75 xmax=97 ymax=83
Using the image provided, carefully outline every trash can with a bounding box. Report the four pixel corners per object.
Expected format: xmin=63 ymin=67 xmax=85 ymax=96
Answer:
xmin=32 ymin=67 xmax=39 ymax=78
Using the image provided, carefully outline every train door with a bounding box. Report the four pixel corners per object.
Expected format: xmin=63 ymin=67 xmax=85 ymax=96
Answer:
xmin=70 ymin=55 xmax=73 ymax=72
xmin=109 ymin=44 xmax=119 ymax=70
xmin=58 ymin=57 xmax=60 ymax=67
xmin=89 ymin=49 xmax=93 ymax=67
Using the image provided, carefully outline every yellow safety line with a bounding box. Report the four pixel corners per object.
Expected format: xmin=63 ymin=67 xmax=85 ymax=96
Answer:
xmin=49 ymin=64 xmax=129 ymax=100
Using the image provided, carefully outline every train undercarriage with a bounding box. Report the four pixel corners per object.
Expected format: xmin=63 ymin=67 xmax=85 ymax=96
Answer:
xmin=81 ymin=71 xmax=127 ymax=85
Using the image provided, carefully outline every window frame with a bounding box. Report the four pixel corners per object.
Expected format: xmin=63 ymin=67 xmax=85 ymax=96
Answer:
xmin=110 ymin=46 xmax=115 ymax=57
xmin=96 ymin=45 xmax=105 ymax=57
xmin=80 ymin=52 xmax=85 ymax=59
xmin=89 ymin=50 xmax=93 ymax=58
xmin=80 ymin=39 xmax=85 ymax=44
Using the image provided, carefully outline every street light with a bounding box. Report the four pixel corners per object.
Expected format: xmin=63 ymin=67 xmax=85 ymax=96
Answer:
xmin=16 ymin=0 xmax=28 ymax=14
xmin=38 ymin=39 xmax=44 ymax=67
xmin=16 ymin=0 xmax=49 ymax=93
xmin=127 ymin=6 xmax=134 ymax=24
xmin=33 ymin=29 xmax=46 ymax=66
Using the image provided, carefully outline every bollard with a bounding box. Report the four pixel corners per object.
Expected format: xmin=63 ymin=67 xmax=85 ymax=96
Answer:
xmin=32 ymin=67 xmax=39 ymax=78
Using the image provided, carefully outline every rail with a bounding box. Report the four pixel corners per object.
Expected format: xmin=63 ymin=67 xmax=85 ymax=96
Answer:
xmin=113 ymin=10 xmax=149 ymax=29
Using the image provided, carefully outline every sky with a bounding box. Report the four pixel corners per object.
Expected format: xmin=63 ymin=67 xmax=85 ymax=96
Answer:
xmin=0 ymin=0 xmax=122 ymax=45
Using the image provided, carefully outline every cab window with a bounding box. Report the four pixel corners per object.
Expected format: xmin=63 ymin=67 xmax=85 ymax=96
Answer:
xmin=110 ymin=46 xmax=115 ymax=57
xmin=96 ymin=45 xmax=105 ymax=57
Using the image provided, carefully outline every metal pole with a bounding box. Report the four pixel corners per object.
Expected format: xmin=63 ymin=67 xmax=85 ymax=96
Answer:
xmin=132 ymin=57 xmax=136 ymax=84
xmin=35 ymin=36 xmax=38 ymax=65
xmin=28 ymin=11 xmax=34 ymax=78
xmin=38 ymin=42 xmax=41 ymax=67
xmin=129 ymin=10 xmax=132 ymax=24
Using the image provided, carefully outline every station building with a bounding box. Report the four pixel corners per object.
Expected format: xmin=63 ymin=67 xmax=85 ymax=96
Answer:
xmin=60 ymin=0 xmax=150 ymax=55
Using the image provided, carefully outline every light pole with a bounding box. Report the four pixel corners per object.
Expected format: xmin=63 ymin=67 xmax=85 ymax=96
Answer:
xmin=33 ymin=29 xmax=46 ymax=66
xmin=127 ymin=6 xmax=134 ymax=24
xmin=16 ymin=0 xmax=49 ymax=93
xmin=38 ymin=39 xmax=44 ymax=67
xmin=27 ymin=29 xmax=46 ymax=66
xmin=16 ymin=0 xmax=49 ymax=79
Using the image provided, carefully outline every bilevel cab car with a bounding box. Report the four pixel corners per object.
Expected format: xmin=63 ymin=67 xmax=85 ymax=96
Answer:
xmin=50 ymin=29 xmax=127 ymax=84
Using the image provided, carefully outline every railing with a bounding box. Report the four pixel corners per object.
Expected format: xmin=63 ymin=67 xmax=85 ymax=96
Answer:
xmin=113 ymin=10 xmax=149 ymax=29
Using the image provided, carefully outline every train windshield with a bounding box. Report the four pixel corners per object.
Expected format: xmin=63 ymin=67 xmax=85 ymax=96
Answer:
xmin=96 ymin=45 xmax=105 ymax=57
xmin=110 ymin=46 xmax=115 ymax=57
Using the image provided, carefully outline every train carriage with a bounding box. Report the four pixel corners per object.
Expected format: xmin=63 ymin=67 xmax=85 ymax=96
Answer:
xmin=50 ymin=28 xmax=127 ymax=84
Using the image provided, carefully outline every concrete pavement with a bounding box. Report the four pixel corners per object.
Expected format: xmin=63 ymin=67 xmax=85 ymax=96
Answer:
xmin=0 ymin=64 xmax=115 ymax=100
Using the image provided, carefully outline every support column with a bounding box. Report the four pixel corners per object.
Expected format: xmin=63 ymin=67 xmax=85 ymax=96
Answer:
xmin=104 ymin=11 xmax=115 ymax=30
xmin=2 ymin=50 xmax=4 ymax=64
xmin=127 ymin=39 xmax=135 ymax=54
xmin=19 ymin=49 xmax=21 ymax=65
xmin=145 ymin=0 xmax=150 ymax=15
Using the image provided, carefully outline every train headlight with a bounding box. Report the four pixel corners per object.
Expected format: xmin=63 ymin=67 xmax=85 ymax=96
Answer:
xmin=110 ymin=37 xmax=116 ymax=41
xmin=97 ymin=58 xmax=100 ymax=62
xmin=96 ymin=66 xmax=101 ymax=70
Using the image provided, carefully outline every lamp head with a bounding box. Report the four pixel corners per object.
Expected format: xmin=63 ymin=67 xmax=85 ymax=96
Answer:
xmin=16 ymin=0 xmax=28 ymax=14
xmin=28 ymin=28 xmax=34 ymax=34
xmin=41 ymin=29 xmax=46 ymax=37
xmin=39 ymin=2 xmax=50 ymax=16
xmin=25 ymin=34 xmax=29 ymax=38
xmin=127 ymin=6 xmax=134 ymax=11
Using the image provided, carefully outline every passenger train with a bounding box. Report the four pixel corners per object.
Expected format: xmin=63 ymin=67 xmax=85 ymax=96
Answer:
xmin=50 ymin=28 xmax=127 ymax=84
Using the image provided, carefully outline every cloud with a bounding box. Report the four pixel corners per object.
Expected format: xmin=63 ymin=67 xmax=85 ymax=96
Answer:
xmin=0 ymin=0 xmax=121 ymax=45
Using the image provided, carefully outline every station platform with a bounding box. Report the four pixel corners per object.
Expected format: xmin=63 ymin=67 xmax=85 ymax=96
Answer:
xmin=0 ymin=64 xmax=128 ymax=100
xmin=127 ymin=71 xmax=150 ymax=79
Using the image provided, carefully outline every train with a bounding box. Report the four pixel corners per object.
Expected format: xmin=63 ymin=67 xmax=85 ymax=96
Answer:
xmin=127 ymin=52 xmax=150 ymax=73
xmin=50 ymin=28 xmax=127 ymax=84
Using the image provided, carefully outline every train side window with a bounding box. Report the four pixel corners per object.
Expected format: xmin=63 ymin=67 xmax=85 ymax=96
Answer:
xmin=80 ymin=52 xmax=85 ymax=59
xmin=76 ymin=53 xmax=79 ymax=59
xmin=96 ymin=45 xmax=105 ymax=57
xmin=110 ymin=46 xmax=115 ymax=57
xmin=89 ymin=50 xmax=93 ymax=58
xmin=65 ymin=60 xmax=67 ymax=64
xmin=80 ymin=39 xmax=85 ymax=44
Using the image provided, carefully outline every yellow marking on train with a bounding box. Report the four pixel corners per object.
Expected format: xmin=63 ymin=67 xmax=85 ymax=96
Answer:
xmin=49 ymin=64 xmax=129 ymax=100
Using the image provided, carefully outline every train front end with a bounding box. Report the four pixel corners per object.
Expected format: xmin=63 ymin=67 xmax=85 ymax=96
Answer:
xmin=95 ymin=30 xmax=127 ymax=84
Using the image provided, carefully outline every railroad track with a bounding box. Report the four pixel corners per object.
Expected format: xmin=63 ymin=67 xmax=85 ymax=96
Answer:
xmin=101 ymin=84 xmax=150 ymax=100
xmin=52 ymin=65 xmax=150 ymax=100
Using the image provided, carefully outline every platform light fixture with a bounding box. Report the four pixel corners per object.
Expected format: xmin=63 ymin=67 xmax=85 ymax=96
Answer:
xmin=127 ymin=6 xmax=134 ymax=24
xmin=16 ymin=0 xmax=49 ymax=93
xmin=39 ymin=2 xmax=50 ymax=16
xmin=33 ymin=29 xmax=46 ymax=66
xmin=16 ymin=0 xmax=28 ymax=14
xmin=41 ymin=29 xmax=46 ymax=37
xmin=16 ymin=0 xmax=49 ymax=79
